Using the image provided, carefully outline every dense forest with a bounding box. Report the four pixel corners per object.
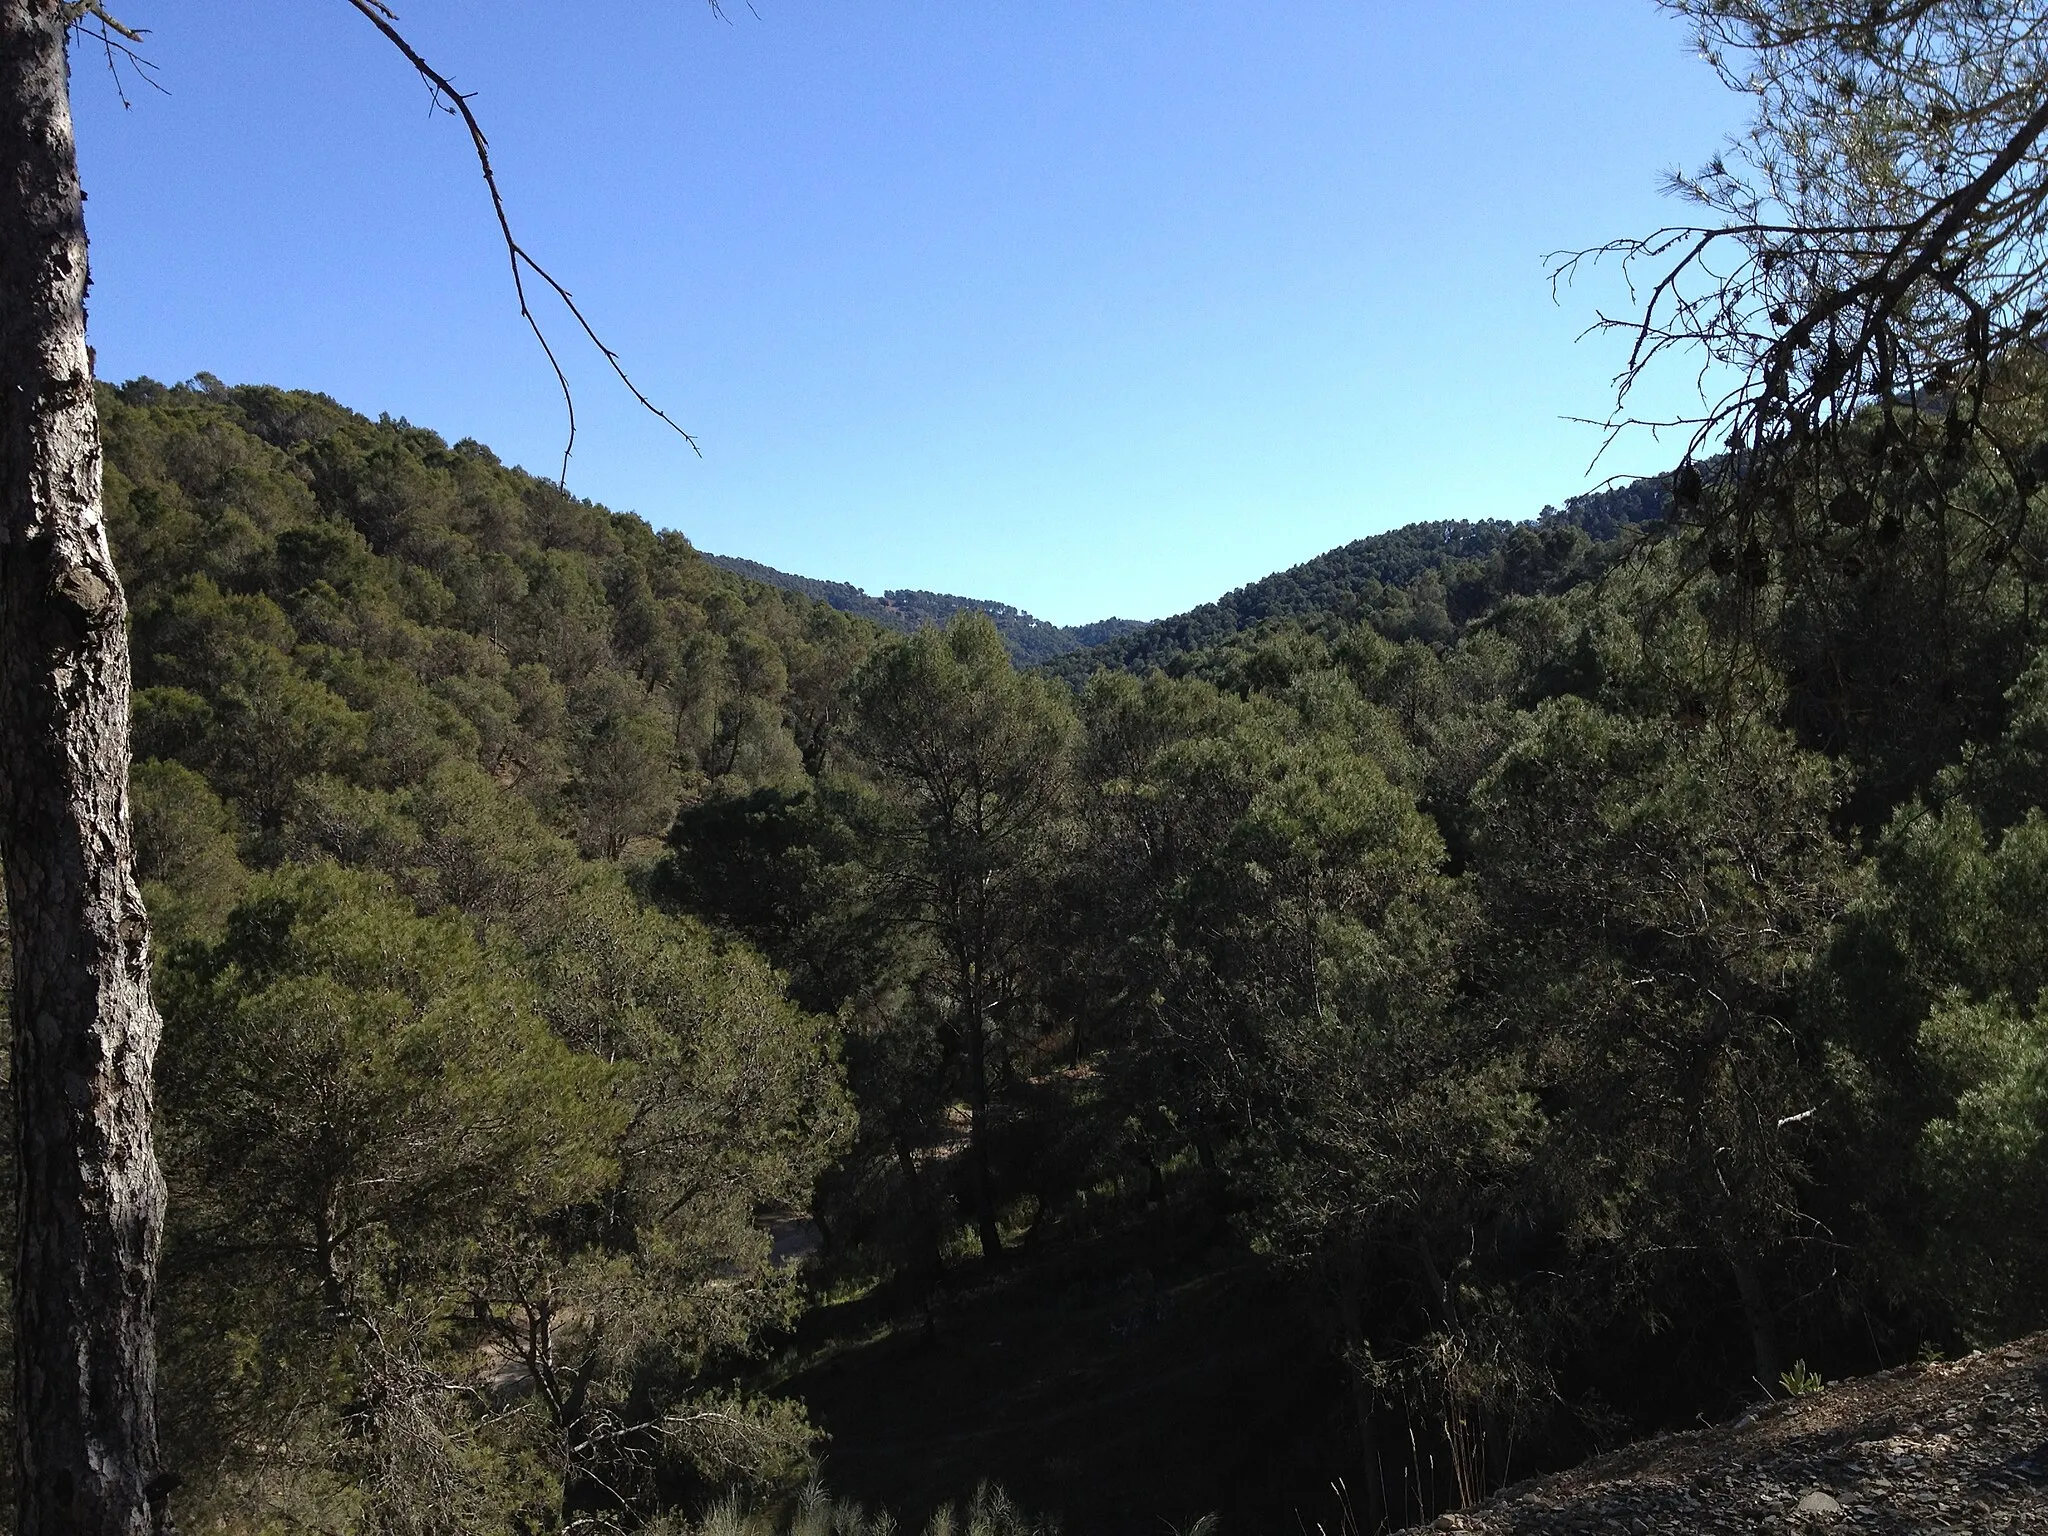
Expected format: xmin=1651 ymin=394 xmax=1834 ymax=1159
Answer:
xmin=4 ymin=370 xmax=2048 ymax=1535
xmin=1040 ymin=476 xmax=1668 ymax=685
xmin=703 ymin=555 xmax=1143 ymax=668
xmin=704 ymin=475 xmax=1666 ymax=678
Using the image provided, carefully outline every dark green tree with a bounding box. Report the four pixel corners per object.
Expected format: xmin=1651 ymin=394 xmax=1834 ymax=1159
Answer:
xmin=847 ymin=615 xmax=1076 ymax=1260
xmin=1472 ymin=695 xmax=1849 ymax=1387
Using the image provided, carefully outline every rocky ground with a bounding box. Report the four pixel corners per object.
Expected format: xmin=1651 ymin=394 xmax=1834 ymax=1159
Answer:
xmin=1441 ymin=1337 xmax=2048 ymax=1534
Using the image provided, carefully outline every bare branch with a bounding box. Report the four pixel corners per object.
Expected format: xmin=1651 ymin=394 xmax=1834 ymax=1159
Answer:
xmin=58 ymin=0 xmax=140 ymax=42
xmin=340 ymin=0 xmax=701 ymax=484
xmin=61 ymin=0 xmax=165 ymax=108
xmin=1551 ymin=0 xmax=2048 ymax=594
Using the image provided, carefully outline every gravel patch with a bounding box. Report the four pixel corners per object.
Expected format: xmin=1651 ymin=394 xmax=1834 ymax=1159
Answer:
xmin=1438 ymin=1337 xmax=2048 ymax=1534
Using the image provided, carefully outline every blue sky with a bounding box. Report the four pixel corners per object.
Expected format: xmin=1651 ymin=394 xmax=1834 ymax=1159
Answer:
xmin=73 ymin=0 xmax=1743 ymax=625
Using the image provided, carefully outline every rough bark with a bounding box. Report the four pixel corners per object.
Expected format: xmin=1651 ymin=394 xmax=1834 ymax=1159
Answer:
xmin=1730 ymin=1249 xmax=1782 ymax=1392
xmin=0 ymin=6 xmax=166 ymax=1534
xmin=963 ymin=975 xmax=1002 ymax=1262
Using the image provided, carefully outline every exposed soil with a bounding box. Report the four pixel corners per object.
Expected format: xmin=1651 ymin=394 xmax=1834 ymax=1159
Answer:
xmin=1442 ymin=1336 xmax=2048 ymax=1535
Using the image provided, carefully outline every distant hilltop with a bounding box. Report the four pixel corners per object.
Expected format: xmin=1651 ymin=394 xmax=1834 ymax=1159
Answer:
xmin=703 ymin=553 xmax=1144 ymax=667
xmin=713 ymin=472 xmax=1669 ymax=681
xmin=1040 ymin=473 xmax=1670 ymax=683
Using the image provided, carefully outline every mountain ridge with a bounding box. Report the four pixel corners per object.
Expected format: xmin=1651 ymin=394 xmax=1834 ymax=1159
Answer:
xmin=702 ymin=553 xmax=1144 ymax=667
xmin=714 ymin=475 xmax=1669 ymax=683
xmin=1041 ymin=474 xmax=1672 ymax=680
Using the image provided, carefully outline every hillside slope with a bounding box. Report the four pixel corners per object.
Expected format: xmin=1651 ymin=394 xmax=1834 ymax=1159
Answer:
xmin=86 ymin=375 xmax=875 ymax=1528
xmin=705 ymin=553 xmax=1143 ymax=666
xmin=1445 ymin=1338 xmax=2048 ymax=1535
xmin=708 ymin=475 xmax=1666 ymax=679
xmin=100 ymin=376 xmax=886 ymax=880
xmin=1044 ymin=475 xmax=1671 ymax=682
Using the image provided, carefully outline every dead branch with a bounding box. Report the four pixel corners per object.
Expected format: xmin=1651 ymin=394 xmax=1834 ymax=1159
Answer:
xmin=340 ymin=0 xmax=701 ymax=484
xmin=59 ymin=0 xmax=139 ymax=42
xmin=1552 ymin=0 xmax=2048 ymax=585
xmin=61 ymin=0 xmax=163 ymax=107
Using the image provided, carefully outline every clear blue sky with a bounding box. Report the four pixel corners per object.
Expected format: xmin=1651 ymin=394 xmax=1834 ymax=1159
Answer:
xmin=73 ymin=0 xmax=1742 ymax=625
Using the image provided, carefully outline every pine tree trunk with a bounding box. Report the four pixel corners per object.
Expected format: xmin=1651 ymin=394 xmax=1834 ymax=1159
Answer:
xmin=963 ymin=977 xmax=1002 ymax=1261
xmin=1729 ymin=1248 xmax=1781 ymax=1392
xmin=0 ymin=6 xmax=167 ymax=1533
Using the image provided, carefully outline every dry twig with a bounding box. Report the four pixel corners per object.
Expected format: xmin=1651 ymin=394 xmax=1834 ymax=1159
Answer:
xmin=342 ymin=0 xmax=701 ymax=484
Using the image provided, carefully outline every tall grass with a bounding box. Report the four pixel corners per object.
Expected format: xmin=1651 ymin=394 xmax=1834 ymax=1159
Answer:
xmin=650 ymin=1479 xmax=1056 ymax=1536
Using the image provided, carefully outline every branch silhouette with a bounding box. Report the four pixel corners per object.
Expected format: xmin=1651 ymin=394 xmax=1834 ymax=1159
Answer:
xmin=342 ymin=0 xmax=701 ymax=484
xmin=1546 ymin=0 xmax=2048 ymax=599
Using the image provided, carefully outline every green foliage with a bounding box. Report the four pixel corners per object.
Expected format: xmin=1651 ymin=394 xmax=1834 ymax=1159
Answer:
xmin=706 ymin=553 xmax=1143 ymax=668
xmin=1779 ymin=1360 xmax=1825 ymax=1397
xmin=1911 ymin=992 xmax=2048 ymax=1335
xmin=70 ymin=378 xmax=877 ymax=1530
xmin=156 ymin=863 xmax=621 ymax=1530
xmin=46 ymin=371 xmax=2048 ymax=1531
xmin=842 ymin=614 xmax=1078 ymax=1259
xmin=1475 ymin=695 xmax=1850 ymax=1382
xmin=1044 ymin=478 xmax=1661 ymax=685
xmin=149 ymin=860 xmax=852 ymax=1531
xmin=102 ymin=376 xmax=883 ymax=852
xmin=131 ymin=758 xmax=247 ymax=944
xmin=1823 ymin=787 xmax=2048 ymax=1344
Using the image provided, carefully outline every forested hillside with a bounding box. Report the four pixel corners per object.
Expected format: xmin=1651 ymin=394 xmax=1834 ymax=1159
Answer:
xmin=709 ymin=475 xmax=1663 ymax=679
xmin=705 ymin=553 xmax=1144 ymax=666
xmin=8 ymin=373 xmax=2048 ymax=1536
xmin=3 ymin=376 xmax=882 ymax=1532
xmin=1043 ymin=476 xmax=1670 ymax=683
xmin=664 ymin=386 xmax=2048 ymax=1532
